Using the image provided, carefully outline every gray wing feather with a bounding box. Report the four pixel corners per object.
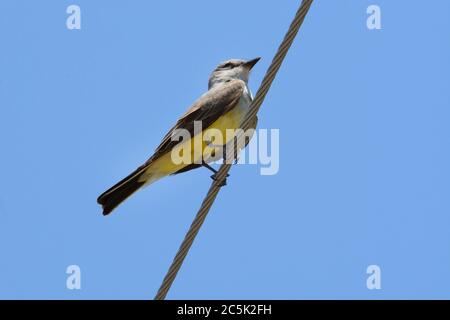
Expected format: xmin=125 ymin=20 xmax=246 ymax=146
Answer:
xmin=148 ymin=80 xmax=245 ymax=163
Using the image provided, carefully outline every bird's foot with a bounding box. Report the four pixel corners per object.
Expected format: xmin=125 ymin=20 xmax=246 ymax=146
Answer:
xmin=210 ymin=173 xmax=229 ymax=187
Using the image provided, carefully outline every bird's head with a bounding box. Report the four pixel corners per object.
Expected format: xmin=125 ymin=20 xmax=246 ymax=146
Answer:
xmin=208 ymin=57 xmax=260 ymax=89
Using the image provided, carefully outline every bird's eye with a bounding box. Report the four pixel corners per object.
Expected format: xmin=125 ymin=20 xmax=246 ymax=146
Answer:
xmin=222 ymin=63 xmax=233 ymax=69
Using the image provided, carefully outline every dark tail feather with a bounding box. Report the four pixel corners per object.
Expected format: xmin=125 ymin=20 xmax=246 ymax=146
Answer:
xmin=97 ymin=168 xmax=147 ymax=215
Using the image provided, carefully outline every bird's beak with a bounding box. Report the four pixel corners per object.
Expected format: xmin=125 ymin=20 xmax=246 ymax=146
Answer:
xmin=243 ymin=57 xmax=261 ymax=70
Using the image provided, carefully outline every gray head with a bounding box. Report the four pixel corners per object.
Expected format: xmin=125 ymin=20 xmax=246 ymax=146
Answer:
xmin=208 ymin=57 xmax=261 ymax=89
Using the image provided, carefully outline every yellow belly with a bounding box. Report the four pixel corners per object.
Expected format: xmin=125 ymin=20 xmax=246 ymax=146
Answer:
xmin=142 ymin=107 xmax=245 ymax=182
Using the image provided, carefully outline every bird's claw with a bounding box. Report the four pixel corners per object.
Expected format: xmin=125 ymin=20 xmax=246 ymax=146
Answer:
xmin=210 ymin=173 xmax=228 ymax=186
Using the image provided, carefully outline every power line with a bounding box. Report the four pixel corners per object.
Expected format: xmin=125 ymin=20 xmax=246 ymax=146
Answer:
xmin=154 ymin=0 xmax=314 ymax=300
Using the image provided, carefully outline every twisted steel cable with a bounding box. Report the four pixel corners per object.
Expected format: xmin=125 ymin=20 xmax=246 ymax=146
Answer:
xmin=155 ymin=0 xmax=314 ymax=300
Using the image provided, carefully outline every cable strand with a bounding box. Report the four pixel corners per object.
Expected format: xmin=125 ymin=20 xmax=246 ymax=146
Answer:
xmin=154 ymin=0 xmax=314 ymax=300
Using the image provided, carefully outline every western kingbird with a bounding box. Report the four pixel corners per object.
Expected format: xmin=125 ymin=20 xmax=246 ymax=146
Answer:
xmin=97 ymin=57 xmax=260 ymax=215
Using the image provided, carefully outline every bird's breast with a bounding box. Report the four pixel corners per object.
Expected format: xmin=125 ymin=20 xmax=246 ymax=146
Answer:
xmin=236 ymin=85 xmax=253 ymax=114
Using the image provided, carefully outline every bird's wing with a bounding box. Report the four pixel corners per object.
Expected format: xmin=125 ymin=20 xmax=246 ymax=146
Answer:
xmin=148 ymin=79 xmax=245 ymax=163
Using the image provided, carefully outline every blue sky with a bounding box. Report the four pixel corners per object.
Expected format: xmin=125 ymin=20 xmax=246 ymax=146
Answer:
xmin=1 ymin=0 xmax=450 ymax=299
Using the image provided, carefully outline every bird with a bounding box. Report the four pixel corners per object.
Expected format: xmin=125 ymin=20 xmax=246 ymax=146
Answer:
xmin=97 ymin=57 xmax=261 ymax=215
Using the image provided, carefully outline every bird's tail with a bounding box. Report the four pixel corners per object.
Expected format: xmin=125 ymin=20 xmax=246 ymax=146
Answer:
xmin=97 ymin=164 xmax=151 ymax=215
